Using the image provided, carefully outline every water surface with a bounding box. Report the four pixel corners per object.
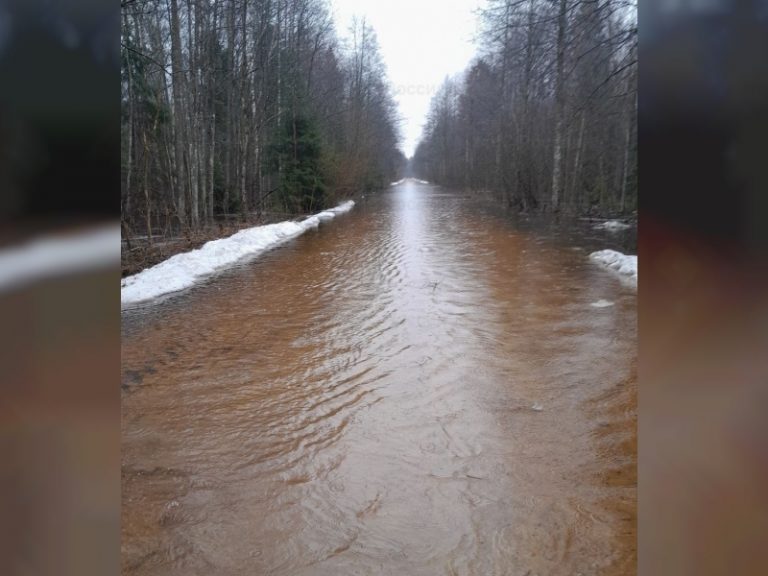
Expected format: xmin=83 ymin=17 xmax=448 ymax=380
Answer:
xmin=122 ymin=180 xmax=636 ymax=575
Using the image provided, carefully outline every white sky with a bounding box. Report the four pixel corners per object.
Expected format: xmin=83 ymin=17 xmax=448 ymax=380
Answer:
xmin=331 ymin=0 xmax=482 ymax=158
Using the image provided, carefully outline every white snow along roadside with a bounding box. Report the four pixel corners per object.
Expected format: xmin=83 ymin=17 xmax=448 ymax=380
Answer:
xmin=121 ymin=200 xmax=355 ymax=306
xmin=589 ymin=249 xmax=637 ymax=285
xmin=594 ymin=220 xmax=632 ymax=231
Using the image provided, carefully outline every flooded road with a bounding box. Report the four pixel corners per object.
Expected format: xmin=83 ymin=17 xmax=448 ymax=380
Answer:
xmin=122 ymin=180 xmax=636 ymax=575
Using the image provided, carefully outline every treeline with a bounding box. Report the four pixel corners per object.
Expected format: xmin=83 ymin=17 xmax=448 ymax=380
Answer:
xmin=121 ymin=0 xmax=403 ymax=236
xmin=413 ymin=0 xmax=637 ymax=215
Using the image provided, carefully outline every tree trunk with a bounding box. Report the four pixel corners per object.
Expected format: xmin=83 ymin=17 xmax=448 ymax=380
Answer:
xmin=169 ymin=0 xmax=187 ymax=228
xmin=570 ymin=111 xmax=585 ymax=211
xmin=143 ymin=130 xmax=152 ymax=243
xmin=620 ymin=90 xmax=635 ymax=214
xmin=209 ymin=111 xmax=216 ymax=220
xmin=239 ymin=0 xmax=249 ymax=216
xmin=550 ymin=0 xmax=568 ymax=212
xmin=122 ymin=10 xmax=135 ymax=224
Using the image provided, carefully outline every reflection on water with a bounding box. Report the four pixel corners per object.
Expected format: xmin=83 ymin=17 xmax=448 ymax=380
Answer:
xmin=122 ymin=181 xmax=636 ymax=575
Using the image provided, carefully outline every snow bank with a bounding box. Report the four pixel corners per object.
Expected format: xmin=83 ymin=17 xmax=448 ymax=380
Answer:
xmin=594 ymin=220 xmax=632 ymax=231
xmin=390 ymin=178 xmax=406 ymax=186
xmin=590 ymin=249 xmax=637 ymax=285
xmin=414 ymin=179 xmax=429 ymax=184
xmin=121 ymin=201 xmax=355 ymax=306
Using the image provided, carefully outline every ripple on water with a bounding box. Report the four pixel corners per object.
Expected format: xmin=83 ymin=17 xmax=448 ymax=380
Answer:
xmin=122 ymin=183 xmax=636 ymax=576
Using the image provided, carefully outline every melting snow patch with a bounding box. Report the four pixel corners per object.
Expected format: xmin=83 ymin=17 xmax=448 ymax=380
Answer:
xmin=594 ymin=220 xmax=632 ymax=232
xmin=390 ymin=178 xmax=406 ymax=186
xmin=589 ymin=249 xmax=637 ymax=286
xmin=531 ymin=402 xmax=544 ymax=412
xmin=590 ymin=299 xmax=615 ymax=308
xmin=121 ymin=201 xmax=355 ymax=306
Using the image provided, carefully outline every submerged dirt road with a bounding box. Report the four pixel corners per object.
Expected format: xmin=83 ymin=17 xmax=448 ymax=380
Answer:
xmin=122 ymin=180 xmax=636 ymax=575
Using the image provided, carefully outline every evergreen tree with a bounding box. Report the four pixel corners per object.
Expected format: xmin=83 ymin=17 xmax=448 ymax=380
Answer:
xmin=271 ymin=114 xmax=327 ymax=213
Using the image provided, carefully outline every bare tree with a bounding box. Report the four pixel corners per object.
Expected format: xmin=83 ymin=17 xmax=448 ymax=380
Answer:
xmin=413 ymin=0 xmax=637 ymax=217
xmin=121 ymin=0 xmax=403 ymax=239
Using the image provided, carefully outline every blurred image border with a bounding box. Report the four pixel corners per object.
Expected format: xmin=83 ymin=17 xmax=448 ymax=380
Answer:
xmin=1 ymin=0 xmax=767 ymax=574
xmin=640 ymin=0 xmax=768 ymax=574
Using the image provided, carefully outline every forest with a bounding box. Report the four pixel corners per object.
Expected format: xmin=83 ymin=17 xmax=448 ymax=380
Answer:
xmin=120 ymin=0 xmax=637 ymax=248
xmin=412 ymin=0 xmax=637 ymax=215
xmin=120 ymin=0 xmax=404 ymax=239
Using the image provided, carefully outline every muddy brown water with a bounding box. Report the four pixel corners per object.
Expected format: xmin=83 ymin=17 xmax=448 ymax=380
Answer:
xmin=122 ymin=180 xmax=636 ymax=575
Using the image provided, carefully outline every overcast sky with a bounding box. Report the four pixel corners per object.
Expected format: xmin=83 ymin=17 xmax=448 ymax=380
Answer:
xmin=331 ymin=0 xmax=482 ymax=158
